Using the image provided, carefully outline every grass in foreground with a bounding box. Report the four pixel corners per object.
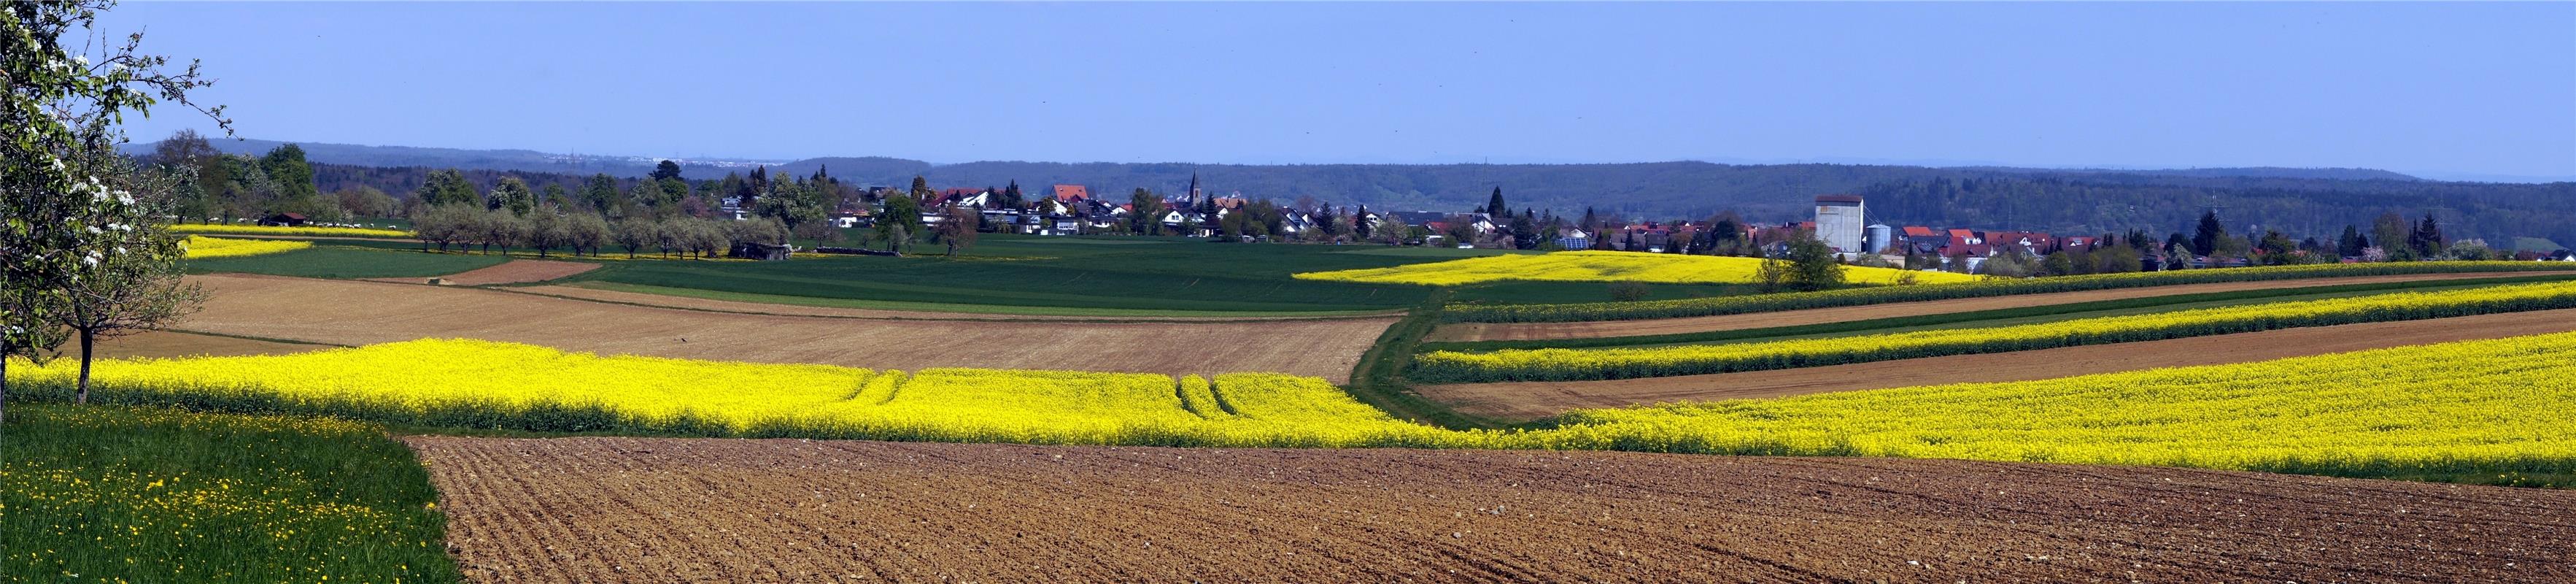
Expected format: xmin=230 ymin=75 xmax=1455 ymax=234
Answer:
xmin=184 ymin=245 xmax=511 ymax=279
xmin=0 ymin=404 xmax=457 ymax=583
xmin=1295 ymin=250 xmax=1979 ymax=286
xmin=10 ymin=334 xmax=2576 ymax=486
xmin=1412 ymin=279 xmax=2576 ymax=382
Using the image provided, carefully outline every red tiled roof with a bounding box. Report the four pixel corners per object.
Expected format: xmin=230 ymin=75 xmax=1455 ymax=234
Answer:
xmin=1903 ymin=226 xmax=1936 ymax=237
xmin=1052 ymin=185 xmax=1089 ymax=201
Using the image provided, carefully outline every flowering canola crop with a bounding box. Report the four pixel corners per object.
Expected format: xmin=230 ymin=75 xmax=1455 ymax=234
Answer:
xmin=1524 ymin=332 xmax=2576 ymax=485
xmin=13 ymin=334 xmax=2575 ymax=483
xmin=7 ymin=339 xmax=1460 ymax=447
xmin=1414 ymin=279 xmax=2576 ymax=382
xmin=179 ymin=236 xmax=311 ymax=258
xmin=1293 ymin=250 xmax=1978 ymax=286
xmin=169 ymin=223 xmax=414 ymax=238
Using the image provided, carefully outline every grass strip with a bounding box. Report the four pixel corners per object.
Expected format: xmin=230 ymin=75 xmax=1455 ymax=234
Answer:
xmin=1444 ymin=261 xmax=2576 ymax=323
xmin=1428 ymin=274 xmax=2576 ymax=352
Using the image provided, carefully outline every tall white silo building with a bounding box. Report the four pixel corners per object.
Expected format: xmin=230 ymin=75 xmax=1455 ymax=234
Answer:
xmin=1814 ymin=194 xmax=1865 ymax=253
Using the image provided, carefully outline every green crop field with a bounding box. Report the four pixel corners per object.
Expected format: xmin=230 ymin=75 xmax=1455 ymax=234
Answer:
xmin=184 ymin=245 xmax=513 ymax=279
xmin=558 ymin=234 xmax=1772 ymax=314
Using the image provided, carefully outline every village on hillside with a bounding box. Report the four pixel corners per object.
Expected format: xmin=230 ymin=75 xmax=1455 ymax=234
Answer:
xmin=721 ymin=170 xmax=2576 ymax=274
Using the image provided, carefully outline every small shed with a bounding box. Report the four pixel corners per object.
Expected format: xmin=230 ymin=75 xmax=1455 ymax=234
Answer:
xmin=729 ymin=242 xmax=794 ymax=261
xmin=258 ymin=212 xmax=309 ymax=227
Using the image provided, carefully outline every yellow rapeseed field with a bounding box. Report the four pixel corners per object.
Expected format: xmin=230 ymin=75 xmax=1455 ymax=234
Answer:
xmin=169 ymin=223 xmax=414 ymax=238
xmin=1415 ymin=279 xmax=2576 ymax=381
xmin=1293 ymin=250 xmax=1978 ymax=286
xmin=13 ymin=334 xmax=2573 ymax=481
xmin=179 ymin=236 xmax=312 ymax=259
xmin=1526 ymin=331 xmax=2576 ymax=483
xmin=8 ymin=339 xmax=1461 ymax=447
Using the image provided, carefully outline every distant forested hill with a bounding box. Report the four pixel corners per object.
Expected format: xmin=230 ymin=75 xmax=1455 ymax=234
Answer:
xmin=1862 ymin=176 xmax=2576 ymax=247
xmin=134 ymin=137 xmax=2572 ymax=245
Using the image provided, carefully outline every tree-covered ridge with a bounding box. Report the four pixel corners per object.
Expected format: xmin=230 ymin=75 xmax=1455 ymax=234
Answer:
xmin=1861 ymin=176 xmax=2576 ymax=250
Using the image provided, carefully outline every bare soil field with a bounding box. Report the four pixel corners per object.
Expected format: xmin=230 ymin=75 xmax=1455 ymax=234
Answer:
xmin=369 ymin=259 xmax=600 ymax=285
xmin=510 ymin=283 xmax=1399 ymax=322
xmin=88 ymin=330 xmax=332 ymax=360
xmin=177 ymin=274 xmax=1393 ymax=382
xmin=406 ymin=436 xmax=2576 ymax=584
xmin=1430 ymin=271 xmax=2567 ymax=342
xmin=1420 ymin=307 xmax=2576 ymax=421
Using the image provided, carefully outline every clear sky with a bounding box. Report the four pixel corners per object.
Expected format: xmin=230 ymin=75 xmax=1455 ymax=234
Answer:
xmin=96 ymin=1 xmax=2576 ymax=180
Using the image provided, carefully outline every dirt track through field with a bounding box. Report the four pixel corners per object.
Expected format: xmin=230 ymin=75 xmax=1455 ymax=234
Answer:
xmin=90 ymin=330 xmax=333 ymax=360
xmin=1420 ymin=307 xmax=2576 ymax=421
xmin=508 ymin=284 xmax=1400 ymax=322
xmin=1429 ymin=271 xmax=2570 ymax=342
xmin=405 ymin=436 xmax=2576 ymax=584
xmin=398 ymin=259 xmax=601 ymax=285
xmin=177 ymin=274 xmax=1393 ymax=382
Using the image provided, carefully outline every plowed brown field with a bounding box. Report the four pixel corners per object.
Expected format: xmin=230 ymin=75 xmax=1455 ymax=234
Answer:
xmin=406 ymin=436 xmax=2576 ymax=583
xmin=177 ymin=274 xmax=1393 ymax=382
xmin=1419 ymin=307 xmax=2576 ymax=421
xmin=510 ymin=283 xmax=1400 ymax=322
xmin=90 ymin=330 xmax=332 ymax=359
xmin=1429 ymin=271 xmax=2570 ymax=342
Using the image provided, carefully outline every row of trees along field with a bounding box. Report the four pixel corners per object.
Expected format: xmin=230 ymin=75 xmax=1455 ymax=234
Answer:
xmin=5 ymin=1 xmax=230 ymax=423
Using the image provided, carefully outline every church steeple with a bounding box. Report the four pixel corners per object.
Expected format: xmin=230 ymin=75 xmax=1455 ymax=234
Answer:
xmin=1188 ymin=172 xmax=1202 ymax=204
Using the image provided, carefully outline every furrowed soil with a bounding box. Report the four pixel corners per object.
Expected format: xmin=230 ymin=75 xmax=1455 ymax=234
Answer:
xmin=1429 ymin=271 xmax=2565 ymax=342
xmin=509 ymin=283 xmax=1398 ymax=322
xmin=405 ymin=436 xmax=2576 ymax=584
xmin=1419 ymin=307 xmax=2576 ymax=421
xmin=176 ymin=274 xmax=1393 ymax=382
xmin=387 ymin=259 xmax=601 ymax=285
xmin=88 ymin=330 xmax=332 ymax=359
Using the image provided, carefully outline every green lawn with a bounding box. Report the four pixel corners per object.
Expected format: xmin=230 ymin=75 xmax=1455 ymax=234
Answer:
xmin=0 ymin=404 xmax=458 ymax=583
xmin=1427 ymin=274 xmax=2576 ymax=352
xmin=185 ymin=245 xmax=511 ymax=279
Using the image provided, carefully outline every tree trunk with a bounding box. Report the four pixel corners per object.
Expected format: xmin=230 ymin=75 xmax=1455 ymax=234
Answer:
xmin=76 ymin=328 xmax=95 ymax=405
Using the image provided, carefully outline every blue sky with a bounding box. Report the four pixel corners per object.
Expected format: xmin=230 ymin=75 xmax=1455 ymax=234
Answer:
xmin=98 ymin=1 xmax=2576 ymax=180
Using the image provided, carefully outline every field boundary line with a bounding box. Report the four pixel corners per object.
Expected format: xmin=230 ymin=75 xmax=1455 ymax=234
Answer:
xmin=485 ymin=285 xmax=1407 ymax=325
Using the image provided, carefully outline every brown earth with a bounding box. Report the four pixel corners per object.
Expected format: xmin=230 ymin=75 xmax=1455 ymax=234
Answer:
xmin=1419 ymin=307 xmax=2576 ymax=421
xmin=508 ymin=283 xmax=1402 ymax=322
xmin=176 ymin=274 xmax=1392 ymax=382
xmin=405 ymin=435 xmax=2576 ymax=584
xmin=367 ymin=259 xmax=602 ymax=286
xmin=1429 ymin=271 xmax=2572 ymax=342
xmin=86 ymin=330 xmax=333 ymax=360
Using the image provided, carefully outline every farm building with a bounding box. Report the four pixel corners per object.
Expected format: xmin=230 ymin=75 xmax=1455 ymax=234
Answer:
xmin=258 ymin=212 xmax=309 ymax=227
xmin=729 ymin=242 xmax=794 ymax=261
